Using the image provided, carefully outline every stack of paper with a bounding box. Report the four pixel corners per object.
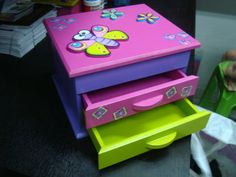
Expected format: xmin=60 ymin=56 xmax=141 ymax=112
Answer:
xmin=0 ymin=0 xmax=34 ymax=22
xmin=0 ymin=3 xmax=57 ymax=58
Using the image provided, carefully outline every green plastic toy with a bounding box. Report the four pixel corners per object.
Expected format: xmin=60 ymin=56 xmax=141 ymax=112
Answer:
xmin=199 ymin=61 xmax=236 ymax=117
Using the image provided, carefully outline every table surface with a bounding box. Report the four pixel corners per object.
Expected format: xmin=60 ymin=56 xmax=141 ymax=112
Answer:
xmin=44 ymin=4 xmax=200 ymax=78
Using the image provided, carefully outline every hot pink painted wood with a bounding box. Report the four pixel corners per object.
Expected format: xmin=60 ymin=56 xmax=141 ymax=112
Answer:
xmin=132 ymin=95 xmax=164 ymax=111
xmin=44 ymin=4 xmax=200 ymax=78
xmin=82 ymin=70 xmax=199 ymax=128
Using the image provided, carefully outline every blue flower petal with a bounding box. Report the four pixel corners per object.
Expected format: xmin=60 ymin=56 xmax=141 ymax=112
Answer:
xmin=101 ymin=13 xmax=111 ymax=18
xmin=102 ymin=10 xmax=110 ymax=14
xmin=110 ymin=13 xmax=118 ymax=20
xmin=115 ymin=12 xmax=124 ymax=17
xmin=110 ymin=9 xmax=117 ymax=13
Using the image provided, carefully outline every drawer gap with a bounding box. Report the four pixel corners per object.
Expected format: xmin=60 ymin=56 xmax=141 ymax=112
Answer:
xmin=85 ymin=70 xmax=184 ymax=104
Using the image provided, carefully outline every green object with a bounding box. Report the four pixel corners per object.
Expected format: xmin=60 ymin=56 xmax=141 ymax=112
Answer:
xmin=32 ymin=0 xmax=80 ymax=7
xmin=199 ymin=61 xmax=236 ymax=117
xmin=88 ymin=98 xmax=210 ymax=169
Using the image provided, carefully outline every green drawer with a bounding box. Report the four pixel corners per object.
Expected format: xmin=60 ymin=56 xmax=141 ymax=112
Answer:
xmin=88 ymin=98 xmax=210 ymax=169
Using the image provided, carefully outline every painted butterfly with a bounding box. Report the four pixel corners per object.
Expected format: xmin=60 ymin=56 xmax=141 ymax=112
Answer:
xmin=67 ymin=25 xmax=129 ymax=56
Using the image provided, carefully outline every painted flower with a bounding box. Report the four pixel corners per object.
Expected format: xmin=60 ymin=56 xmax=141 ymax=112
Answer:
xmin=136 ymin=12 xmax=160 ymax=24
xmin=49 ymin=17 xmax=61 ymax=23
xmin=50 ymin=17 xmax=76 ymax=31
xmin=164 ymin=34 xmax=176 ymax=40
xmin=63 ymin=18 xmax=77 ymax=24
xmin=101 ymin=9 xmax=124 ymax=20
xmin=177 ymin=32 xmax=189 ymax=38
xmin=179 ymin=39 xmax=191 ymax=45
xmin=164 ymin=31 xmax=191 ymax=45
xmin=52 ymin=24 xmax=67 ymax=31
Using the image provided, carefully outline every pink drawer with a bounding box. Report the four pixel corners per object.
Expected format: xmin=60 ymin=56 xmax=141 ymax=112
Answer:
xmin=82 ymin=70 xmax=198 ymax=129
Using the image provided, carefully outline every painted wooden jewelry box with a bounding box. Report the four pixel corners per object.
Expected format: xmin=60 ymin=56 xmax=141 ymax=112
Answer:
xmin=44 ymin=4 xmax=210 ymax=169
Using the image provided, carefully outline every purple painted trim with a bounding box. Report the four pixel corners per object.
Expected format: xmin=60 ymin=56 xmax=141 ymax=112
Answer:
xmin=52 ymin=48 xmax=87 ymax=139
xmin=75 ymin=51 xmax=190 ymax=94
xmin=53 ymin=75 xmax=87 ymax=139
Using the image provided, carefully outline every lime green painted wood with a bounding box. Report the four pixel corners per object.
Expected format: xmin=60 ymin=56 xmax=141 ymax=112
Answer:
xmin=199 ymin=61 xmax=236 ymax=117
xmin=146 ymin=132 xmax=177 ymax=149
xmin=88 ymin=98 xmax=211 ymax=169
xmin=88 ymin=127 xmax=104 ymax=152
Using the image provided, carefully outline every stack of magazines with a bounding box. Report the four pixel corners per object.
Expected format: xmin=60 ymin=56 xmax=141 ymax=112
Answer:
xmin=0 ymin=3 xmax=57 ymax=58
xmin=0 ymin=0 xmax=34 ymax=22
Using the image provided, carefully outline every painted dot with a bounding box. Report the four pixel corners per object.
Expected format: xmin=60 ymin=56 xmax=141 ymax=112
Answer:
xmin=94 ymin=26 xmax=102 ymax=31
xmin=72 ymin=42 xmax=82 ymax=47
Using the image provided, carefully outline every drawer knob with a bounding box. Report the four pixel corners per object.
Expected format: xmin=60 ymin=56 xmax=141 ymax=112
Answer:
xmin=146 ymin=132 xmax=177 ymax=149
xmin=133 ymin=95 xmax=163 ymax=111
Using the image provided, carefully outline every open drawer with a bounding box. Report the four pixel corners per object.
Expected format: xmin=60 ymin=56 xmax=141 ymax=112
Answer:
xmin=88 ymin=98 xmax=210 ymax=169
xmin=82 ymin=70 xmax=199 ymax=128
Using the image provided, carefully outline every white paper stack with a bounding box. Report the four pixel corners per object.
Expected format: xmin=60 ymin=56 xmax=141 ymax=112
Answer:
xmin=0 ymin=0 xmax=34 ymax=22
xmin=0 ymin=4 xmax=57 ymax=58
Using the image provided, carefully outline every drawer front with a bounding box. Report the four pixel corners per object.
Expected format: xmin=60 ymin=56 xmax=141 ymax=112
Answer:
xmin=82 ymin=70 xmax=198 ymax=128
xmin=88 ymin=99 xmax=211 ymax=169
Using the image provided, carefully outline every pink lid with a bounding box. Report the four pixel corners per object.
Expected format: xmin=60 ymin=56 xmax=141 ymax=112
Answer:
xmin=44 ymin=4 xmax=200 ymax=78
